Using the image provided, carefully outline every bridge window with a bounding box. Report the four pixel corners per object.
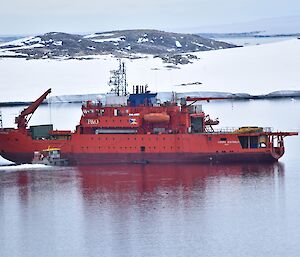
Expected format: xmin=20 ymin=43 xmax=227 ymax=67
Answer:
xmin=238 ymin=136 xmax=259 ymax=149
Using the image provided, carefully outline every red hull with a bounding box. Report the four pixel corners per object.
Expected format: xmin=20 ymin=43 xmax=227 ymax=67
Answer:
xmin=1 ymin=151 xmax=280 ymax=165
xmin=0 ymin=129 xmax=284 ymax=165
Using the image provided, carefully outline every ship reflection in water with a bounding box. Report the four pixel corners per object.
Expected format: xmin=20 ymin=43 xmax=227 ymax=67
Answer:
xmin=2 ymin=162 xmax=297 ymax=257
xmin=79 ymin=163 xmax=284 ymax=198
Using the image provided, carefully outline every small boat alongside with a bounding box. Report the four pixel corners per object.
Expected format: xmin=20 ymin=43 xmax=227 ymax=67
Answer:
xmin=32 ymin=148 xmax=68 ymax=166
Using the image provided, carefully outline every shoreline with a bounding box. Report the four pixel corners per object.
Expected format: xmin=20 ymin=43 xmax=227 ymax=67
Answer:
xmin=0 ymin=91 xmax=299 ymax=107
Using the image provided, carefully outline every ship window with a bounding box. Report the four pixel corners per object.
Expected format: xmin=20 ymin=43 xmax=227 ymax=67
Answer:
xmin=220 ymin=138 xmax=227 ymax=141
xmin=208 ymin=137 xmax=212 ymax=141
xmin=238 ymin=136 xmax=248 ymax=149
xmin=250 ymin=136 xmax=259 ymax=149
xmin=140 ymin=146 xmax=145 ymax=152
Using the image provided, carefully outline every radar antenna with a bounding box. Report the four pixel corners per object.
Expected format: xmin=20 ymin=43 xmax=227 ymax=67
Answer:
xmin=108 ymin=59 xmax=128 ymax=96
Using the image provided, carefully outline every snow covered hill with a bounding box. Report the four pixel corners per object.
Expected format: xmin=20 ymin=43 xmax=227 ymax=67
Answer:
xmin=0 ymin=39 xmax=299 ymax=102
xmin=0 ymin=30 xmax=235 ymax=61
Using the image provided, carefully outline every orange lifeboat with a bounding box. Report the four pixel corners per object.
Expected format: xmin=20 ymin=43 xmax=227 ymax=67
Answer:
xmin=143 ymin=112 xmax=170 ymax=123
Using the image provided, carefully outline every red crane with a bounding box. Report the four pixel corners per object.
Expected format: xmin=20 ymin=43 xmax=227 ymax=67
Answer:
xmin=185 ymin=96 xmax=233 ymax=106
xmin=15 ymin=88 xmax=51 ymax=129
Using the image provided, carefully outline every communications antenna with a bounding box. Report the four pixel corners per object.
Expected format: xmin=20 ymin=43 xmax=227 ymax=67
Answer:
xmin=108 ymin=59 xmax=128 ymax=96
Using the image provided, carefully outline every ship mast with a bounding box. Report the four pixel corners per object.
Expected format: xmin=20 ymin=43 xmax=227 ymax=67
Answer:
xmin=0 ymin=110 xmax=3 ymax=129
xmin=108 ymin=59 xmax=128 ymax=96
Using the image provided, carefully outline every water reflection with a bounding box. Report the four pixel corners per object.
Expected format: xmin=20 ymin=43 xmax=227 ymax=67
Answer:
xmin=77 ymin=163 xmax=284 ymax=194
xmin=0 ymin=163 xmax=288 ymax=257
xmin=0 ymin=162 xmax=285 ymax=199
xmin=76 ymin=163 xmax=286 ymax=257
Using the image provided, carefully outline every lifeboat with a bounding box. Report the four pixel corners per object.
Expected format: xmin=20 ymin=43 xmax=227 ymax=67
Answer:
xmin=143 ymin=112 xmax=170 ymax=123
xmin=235 ymin=126 xmax=263 ymax=133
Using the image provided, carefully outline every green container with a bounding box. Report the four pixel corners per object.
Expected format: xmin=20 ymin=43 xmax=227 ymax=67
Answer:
xmin=30 ymin=124 xmax=53 ymax=139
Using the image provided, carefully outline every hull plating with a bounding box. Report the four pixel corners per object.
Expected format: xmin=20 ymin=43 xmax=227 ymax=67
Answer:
xmin=0 ymin=130 xmax=284 ymax=165
xmin=1 ymin=151 xmax=278 ymax=165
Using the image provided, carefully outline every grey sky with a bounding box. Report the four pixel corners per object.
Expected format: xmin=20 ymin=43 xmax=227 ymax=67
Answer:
xmin=1 ymin=0 xmax=300 ymax=35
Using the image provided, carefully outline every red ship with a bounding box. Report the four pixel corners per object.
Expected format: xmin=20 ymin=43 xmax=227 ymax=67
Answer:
xmin=0 ymin=63 xmax=298 ymax=165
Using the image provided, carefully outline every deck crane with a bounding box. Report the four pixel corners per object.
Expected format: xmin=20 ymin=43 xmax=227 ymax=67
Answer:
xmin=15 ymin=88 xmax=51 ymax=129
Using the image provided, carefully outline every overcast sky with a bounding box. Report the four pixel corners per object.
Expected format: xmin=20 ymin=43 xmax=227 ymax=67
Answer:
xmin=1 ymin=0 xmax=300 ymax=35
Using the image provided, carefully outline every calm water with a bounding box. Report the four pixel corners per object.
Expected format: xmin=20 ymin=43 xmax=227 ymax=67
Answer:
xmin=1 ymin=99 xmax=300 ymax=257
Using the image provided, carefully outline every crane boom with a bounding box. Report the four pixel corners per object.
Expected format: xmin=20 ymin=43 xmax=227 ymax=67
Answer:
xmin=184 ymin=96 xmax=233 ymax=106
xmin=186 ymin=96 xmax=232 ymax=101
xmin=15 ymin=88 xmax=51 ymax=129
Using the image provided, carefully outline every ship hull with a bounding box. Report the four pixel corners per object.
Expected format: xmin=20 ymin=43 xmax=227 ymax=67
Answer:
xmin=69 ymin=152 xmax=278 ymax=164
xmin=0 ymin=130 xmax=284 ymax=165
xmin=1 ymin=151 xmax=279 ymax=165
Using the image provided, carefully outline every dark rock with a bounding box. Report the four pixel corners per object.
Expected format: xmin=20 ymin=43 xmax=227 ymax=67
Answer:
xmin=0 ymin=29 xmax=237 ymax=63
